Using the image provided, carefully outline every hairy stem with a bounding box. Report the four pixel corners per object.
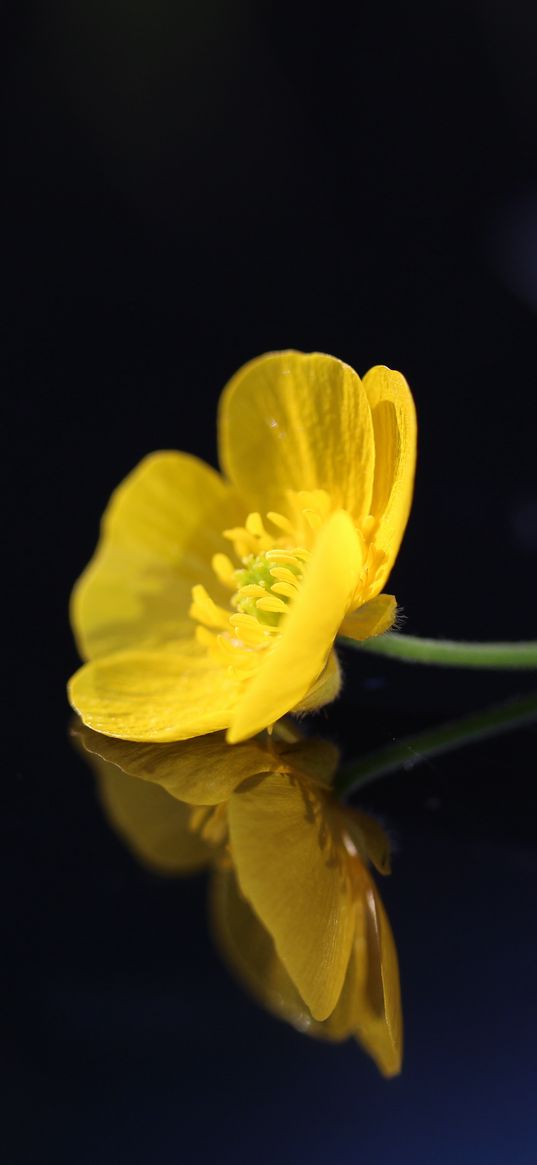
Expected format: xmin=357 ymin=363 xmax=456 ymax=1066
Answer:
xmin=335 ymin=690 xmax=537 ymax=798
xmin=339 ymin=632 xmax=537 ymax=670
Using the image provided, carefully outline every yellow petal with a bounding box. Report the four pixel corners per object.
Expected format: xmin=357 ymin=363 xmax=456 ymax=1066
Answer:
xmin=227 ymin=771 xmax=356 ymax=1021
xmin=218 ymin=351 xmax=375 ymax=523
xmin=210 ymin=866 xmax=316 ymax=1034
xmin=348 ymin=882 xmax=403 ymax=1076
xmin=345 ymin=809 xmax=392 ymax=875
xmin=277 ymin=735 xmax=341 ymax=788
xmin=71 ymin=452 xmax=243 ymax=660
xmin=339 ymin=593 xmax=397 ymax=641
xmin=94 ymin=756 xmax=214 ymax=875
xmin=68 ymin=639 xmax=242 ymax=741
xmin=362 ymin=366 xmax=417 ymax=590
xmin=71 ymin=718 xmax=278 ymax=804
xmin=227 ymin=511 xmax=363 ymax=742
xmin=294 ymin=649 xmax=342 ymax=713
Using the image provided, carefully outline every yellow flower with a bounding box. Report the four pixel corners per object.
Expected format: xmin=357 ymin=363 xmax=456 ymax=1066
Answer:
xmin=73 ymin=720 xmax=402 ymax=1076
xmin=68 ymin=351 xmax=416 ymax=743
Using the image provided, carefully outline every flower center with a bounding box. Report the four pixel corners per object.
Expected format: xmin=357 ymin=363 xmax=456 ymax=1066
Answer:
xmin=232 ymin=548 xmax=307 ymax=627
xmin=189 ymin=507 xmax=313 ymax=664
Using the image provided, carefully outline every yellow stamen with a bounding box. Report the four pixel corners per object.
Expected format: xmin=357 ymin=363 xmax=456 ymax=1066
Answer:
xmin=212 ymin=552 xmax=236 ymax=587
xmin=190 ymin=584 xmax=229 ymax=629
xmin=303 ymin=508 xmax=322 ymax=532
xmin=229 ymin=614 xmax=271 ymax=646
xmin=238 ymin=583 xmax=268 ymax=598
xmin=271 ymin=582 xmax=298 ymax=599
xmin=256 ymin=595 xmax=288 ymax=614
xmin=222 ymin=527 xmax=255 ymax=558
xmin=265 ymin=549 xmax=302 ymax=566
xmin=189 ymin=803 xmax=228 ymax=846
xmin=267 ymin=511 xmax=294 ymax=534
xmin=269 ymin=566 xmax=302 ymax=587
xmin=245 ymin=512 xmax=271 ymax=546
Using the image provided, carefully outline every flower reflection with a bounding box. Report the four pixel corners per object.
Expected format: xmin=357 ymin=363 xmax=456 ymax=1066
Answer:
xmin=72 ymin=720 xmax=402 ymax=1076
xmin=68 ymin=351 xmax=416 ymax=744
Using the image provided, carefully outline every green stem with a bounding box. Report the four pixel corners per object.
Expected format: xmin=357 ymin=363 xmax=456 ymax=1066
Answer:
xmin=339 ymin=632 xmax=537 ymax=669
xmin=335 ymin=690 xmax=537 ymax=798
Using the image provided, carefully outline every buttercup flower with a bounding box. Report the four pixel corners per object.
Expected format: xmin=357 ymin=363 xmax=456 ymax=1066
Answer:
xmin=68 ymin=351 xmax=416 ymax=743
xmin=73 ymin=720 xmax=402 ymax=1076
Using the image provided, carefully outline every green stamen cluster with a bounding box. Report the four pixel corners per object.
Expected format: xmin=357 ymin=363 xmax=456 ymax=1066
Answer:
xmin=232 ymin=553 xmax=302 ymax=627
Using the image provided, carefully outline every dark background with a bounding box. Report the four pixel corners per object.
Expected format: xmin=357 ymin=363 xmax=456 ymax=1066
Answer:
xmin=5 ymin=3 xmax=537 ymax=1162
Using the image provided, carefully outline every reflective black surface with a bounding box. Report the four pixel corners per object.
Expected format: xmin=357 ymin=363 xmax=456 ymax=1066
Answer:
xmin=6 ymin=2 xmax=537 ymax=1162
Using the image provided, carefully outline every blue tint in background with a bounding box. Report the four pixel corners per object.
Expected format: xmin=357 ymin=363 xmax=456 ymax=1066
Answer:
xmin=7 ymin=674 xmax=537 ymax=1164
xmin=4 ymin=1 xmax=537 ymax=1161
